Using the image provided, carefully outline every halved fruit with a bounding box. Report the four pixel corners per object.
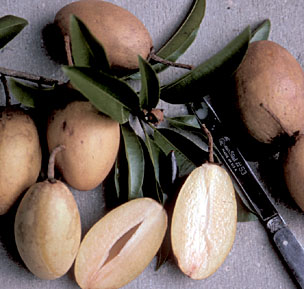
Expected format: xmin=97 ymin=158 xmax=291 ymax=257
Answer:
xmin=74 ymin=197 xmax=167 ymax=289
xmin=171 ymin=163 xmax=237 ymax=279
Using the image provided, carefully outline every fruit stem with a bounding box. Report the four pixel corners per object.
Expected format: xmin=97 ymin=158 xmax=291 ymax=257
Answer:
xmin=64 ymin=35 xmax=74 ymax=66
xmin=48 ymin=144 xmax=65 ymax=183
xmin=149 ymin=50 xmax=194 ymax=70
xmin=1 ymin=74 xmax=11 ymax=106
xmin=0 ymin=66 xmax=65 ymax=86
xmin=201 ymin=123 xmax=214 ymax=163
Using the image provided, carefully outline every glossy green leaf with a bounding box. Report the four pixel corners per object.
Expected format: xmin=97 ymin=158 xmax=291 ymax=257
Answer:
xmin=125 ymin=0 xmax=206 ymax=80
xmin=153 ymin=128 xmax=197 ymax=177
xmin=138 ymin=56 xmax=160 ymax=110
xmin=158 ymin=128 xmax=209 ymax=163
xmin=250 ymin=19 xmax=271 ymax=43
xmin=121 ymin=123 xmax=145 ymax=200
xmin=113 ymin=139 xmax=130 ymax=203
xmin=143 ymin=134 xmax=165 ymax=203
xmin=114 ymin=159 xmax=121 ymax=200
xmin=0 ymin=15 xmax=28 ymax=49
xmin=144 ymin=132 xmax=161 ymax=182
xmin=167 ymin=115 xmax=200 ymax=130
xmin=153 ymin=0 xmax=206 ymax=72
xmin=63 ymin=66 xmax=140 ymax=123
xmin=160 ymin=26 xmax=251 ymax=104
xmin=9 ymin=78 xmax=55 ymax=108
xmin=137 ymin=137 xmax=162 ymax=202
xmin=70 ymin=15 xmax=110 ymax=72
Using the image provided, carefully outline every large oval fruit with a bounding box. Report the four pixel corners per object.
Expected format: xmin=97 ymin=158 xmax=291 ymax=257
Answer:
xmin=0 ymin=108 xmax=41 ymax=215
xmin=234 ymin=40 xmax=304 ymax=143
xmin=284 ymin=135 xmax=304 ymax=211
xmin=47 ymin=101 xmax=120 ymax=191
xmin=55 ymin=0 xmax=153 ymax=70
xmin=171 ymin=163 xmax=237 ymax=280
xmin=74 ymin=197 xmax=167 ymax=289
xmin=14 ymin=180 xmax=81 ymax=280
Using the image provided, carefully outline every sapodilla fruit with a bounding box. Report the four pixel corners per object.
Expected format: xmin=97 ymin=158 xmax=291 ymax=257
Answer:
xmin=0 ymin=108 xmax=41 ymax=215
xmin=171 ymin=163 xmax=237 ymax=279
xmin=14 ymin=145 xmax=81 ymax=280
xmin=284 ymin=135 xmax=304 ymax=211
xmin=234 ymin=40 xmax=304 ymax=143
xmin=47 ymin=101 xmax=120 ymax=191
xmin=55 ymin=0 xmax=153 ymax=70
xmin=74 ymin=197 xmax=167 ymax=289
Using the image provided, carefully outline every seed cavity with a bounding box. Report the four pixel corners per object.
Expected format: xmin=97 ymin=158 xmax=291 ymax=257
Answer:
xmin=103 ymin=222 xmax=142 ymax=267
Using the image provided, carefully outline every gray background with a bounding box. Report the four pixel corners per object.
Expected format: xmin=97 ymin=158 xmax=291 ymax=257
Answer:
xmin=0 ymin=0 xmax=304 ymax=288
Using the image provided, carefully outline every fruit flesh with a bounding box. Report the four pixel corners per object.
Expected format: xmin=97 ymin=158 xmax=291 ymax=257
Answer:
xmin=14 ymin=180 xmax=81 ymax=280
xmin=235 ymin=40 xmax=304 ymax=143
xmin=74 ymin=198 xmax=167 ymax=289
xmin=171 ymin=164 xmax=237 ymax=279
xmin=55 ymin=0 xmax=153 ymax=70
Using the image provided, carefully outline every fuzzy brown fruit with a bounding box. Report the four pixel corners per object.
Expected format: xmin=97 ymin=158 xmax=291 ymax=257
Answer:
xmin=0 ymin=108 xmax=41 ymax=215
xmin=55 ymin=0 xmax=153 ymax=70
xmin=74 ymin=197 xmax=167 ymax=289
xmin=14 ymin=179 xmax=81 ymax=280
xmin=284 ymin=135 xmax=304 ymax=211
xmin=234 ymin=40 xmax=304 ymax=143
xmin=171 ymin=163 xmax=237 ymax=280
xmin=47 ymin=101 xmax=120 ymax=191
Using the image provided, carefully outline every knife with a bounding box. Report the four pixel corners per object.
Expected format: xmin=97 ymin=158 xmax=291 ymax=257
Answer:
xmin=189 ymin=96 xmax=304 ymax=289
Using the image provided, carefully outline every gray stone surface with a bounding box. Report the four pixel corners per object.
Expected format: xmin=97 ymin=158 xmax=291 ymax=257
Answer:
xmin=0 ymin=0 xmax=304 ymax=288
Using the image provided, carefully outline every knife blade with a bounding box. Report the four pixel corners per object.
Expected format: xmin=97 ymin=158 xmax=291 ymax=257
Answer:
xmin=189 ymin=96 xmax=304 ymax=289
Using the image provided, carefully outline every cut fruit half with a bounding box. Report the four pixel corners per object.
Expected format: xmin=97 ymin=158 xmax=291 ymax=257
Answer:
xmin=171 ymin=163 xmax=237 ymax=279
xmin=74 ymin=197 xmax=167 ymax=289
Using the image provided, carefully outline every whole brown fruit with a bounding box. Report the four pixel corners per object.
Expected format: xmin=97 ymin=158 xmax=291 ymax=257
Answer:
xmin=14 ymin=179 xmax=81 ymax=280
xmin=55 ymin=0 xmax=153 ymax=70
xmin=47 ymin=101 xmax=120 ymax=191
xmin=0 ymin=108 xmax=41 ymax=215
xmin=284 ymin=135 xmax=304 ymax=211
xmin=234 ymin=40 xmax=304 ymax=143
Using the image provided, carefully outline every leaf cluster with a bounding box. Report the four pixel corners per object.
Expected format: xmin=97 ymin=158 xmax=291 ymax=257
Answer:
xmin=0 ymin=4 xmax=271 ymax=221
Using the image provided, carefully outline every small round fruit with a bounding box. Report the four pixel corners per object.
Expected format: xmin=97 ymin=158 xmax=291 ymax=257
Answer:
xmin=284 ymin=135 xmax=304 ymax=211
xmin=171 ymin=163 xmax=237 ymax=279
xmin=234 ymin=40 xmax=304 ymax=143
xmin=47 ymin=101 xmax=120 ymax=191
xmin=55 ymin=0 xmax=153 ymax=70
xmin=0 ymin=108 xmax=41 ymax=215
xmin=74 ymin=197 xmax=167 ymax=289
xmin=14 ymin=180 xmax=81 ymax=280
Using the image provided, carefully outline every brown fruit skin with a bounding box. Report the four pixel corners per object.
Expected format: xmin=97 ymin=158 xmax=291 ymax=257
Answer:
xmin=55 ymin=0 xmax=153 ymax=70
xmin=14 ymin=180 xmax=81 ymax=280
xmin=47 ymin=101 xmax=120 ymax=191
xmin=0 ymin=108 xmax=41 ymax=215
xmin=284 ymin=135 xmax=304 ymax=211
xmin=234 ymin=40 xmax=304 ymax=143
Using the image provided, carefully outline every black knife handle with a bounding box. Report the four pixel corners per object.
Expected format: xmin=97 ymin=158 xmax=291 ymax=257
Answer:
xmin=273 ymin=226 xmax=304 ymax=288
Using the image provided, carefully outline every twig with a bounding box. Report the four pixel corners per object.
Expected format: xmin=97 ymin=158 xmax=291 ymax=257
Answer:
xmin=149 ymin=49 xmax=194 ymax=70
xmin=48 ymin=144 xmax=65 ymax=183
xmin=201 ymin=123 xmax=214 ymax=163
xmin=0 ymin=66 xmax=65 ymax=86
xmin=64 ymin=35 xmax=74 ymax=66
xmin=1 ymin=74 xmax=11 ymax=106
